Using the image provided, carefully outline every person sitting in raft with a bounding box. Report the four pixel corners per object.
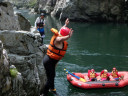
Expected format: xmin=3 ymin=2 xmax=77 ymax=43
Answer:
xmin=110 ymin=67 xmax=122 ymax=81
xmin=100 ymin=69 xmax=110 ymax=81
xmin=88 ymin=69 xmax=99 ymax=81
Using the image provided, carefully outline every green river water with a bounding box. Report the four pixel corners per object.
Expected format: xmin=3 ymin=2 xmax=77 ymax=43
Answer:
xmin=19 ymin=10 xmax=128 ymax=96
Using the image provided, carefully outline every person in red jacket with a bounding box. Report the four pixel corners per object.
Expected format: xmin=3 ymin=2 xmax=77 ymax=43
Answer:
xmin=111 ymin=67 xmax=121 ymax=81
xmin=100 ymin=69 xmax=110 ymax=81
xmin=88 ymin=69 xmax=99 ymax=81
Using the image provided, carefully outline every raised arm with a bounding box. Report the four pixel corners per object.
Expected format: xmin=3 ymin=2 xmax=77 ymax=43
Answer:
xmin=63 ymin=18 xmax=69 ymax=27
xmin=56 ymin=28 xmax=73 ymax=42
xmin=56 ymin=18 xmax=73 ymax=42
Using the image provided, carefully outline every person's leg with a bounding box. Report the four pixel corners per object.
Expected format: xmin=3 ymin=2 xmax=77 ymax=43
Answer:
xmin=115 ymin=78 xmax=119 ymax=81
xmin=48 ymin=63 xmax=59 ymax=96
xmin=107 ymin=77 xmax=110 ymax=81
xmin=40 ymin=55 xmax=58 ymax=95
xmin=40 ymin=55 xmax=50 ymax=95
xmin=94 ymin=78 xmax=97 ymax=81
xmin=37 ymin=28 xmax=44 ymax=44
xmin=40 ymin=28 xmax=45 ymax=44
xmin=48 ymin=64 xmax=56 ymax=89
xmin=91 ymin=78 xmax=94 ymax=81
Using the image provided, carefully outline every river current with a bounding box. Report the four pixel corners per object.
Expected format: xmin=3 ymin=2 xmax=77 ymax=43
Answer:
xmin=19 ymin=9 xmax=128 ymax=96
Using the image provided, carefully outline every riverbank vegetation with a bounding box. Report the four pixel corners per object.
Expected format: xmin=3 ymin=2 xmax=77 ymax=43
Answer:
xmin=10 ymin=0 xmax=37 ymax=8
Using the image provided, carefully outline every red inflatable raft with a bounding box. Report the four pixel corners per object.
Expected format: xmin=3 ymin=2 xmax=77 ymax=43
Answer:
xmin=67 ymin=71 xmax=128 ymax=89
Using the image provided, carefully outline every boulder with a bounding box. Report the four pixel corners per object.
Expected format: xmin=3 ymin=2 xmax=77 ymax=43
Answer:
xmin=0 ymin=40 xmax=26 ymax=96
xmin=0 ymin=30 xmax=46 ymax=96
xmin=0 ymin=2 xmax=20 ymax=30
xmin=16 ymin=12 xmax=31 ymax=31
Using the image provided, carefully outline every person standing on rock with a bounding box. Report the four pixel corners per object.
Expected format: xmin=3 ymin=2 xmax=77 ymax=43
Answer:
xmin=40 ymin=18 xmax=73 ymax=96
xmin=35 ymin=13 xmax=45 ymax=44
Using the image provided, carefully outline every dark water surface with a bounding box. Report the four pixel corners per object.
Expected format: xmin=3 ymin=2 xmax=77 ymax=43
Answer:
xmin=20 ymin=10 xmax=128 ymax=96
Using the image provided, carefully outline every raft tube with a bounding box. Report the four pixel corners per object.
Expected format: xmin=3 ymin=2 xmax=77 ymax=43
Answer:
xmin=67 ymin=71 xmax=128 ymax=89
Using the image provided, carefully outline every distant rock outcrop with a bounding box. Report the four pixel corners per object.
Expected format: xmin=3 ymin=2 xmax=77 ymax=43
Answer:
xmin=16 ymin=12 xmax=31 ymax=31
xmin=0 ymin=1 xmax=31 ymax=31
xmin=37 ymin=0 xmax=128 ymax=22
xmin=0 ymin=2 xmax=20 ymax=30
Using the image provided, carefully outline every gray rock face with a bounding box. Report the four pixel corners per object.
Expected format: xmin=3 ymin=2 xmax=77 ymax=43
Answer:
xmin=0 ymin=30 xmax=46 ymax=96
xmin=52 ymin=0 xmax=125 ymax=22
xmin=0 ymin=40 xmax=11 ymax=94
xmin=0 ymin=1 xmax=47 ymax=96
xmin=0 ymin=40 xmax=25 ymax=96
xmin=35 ymin=0 xmax=56 ymax=14
xmin=0 ymin=2 xmax=20 ymax=30
xmin=16 ymin=13 xmax=31 ymax=31
xmin=37 ymin=0 xmax=128 ymax=22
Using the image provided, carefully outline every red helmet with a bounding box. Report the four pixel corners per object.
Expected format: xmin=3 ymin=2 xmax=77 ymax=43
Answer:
xmin=91 ymin=69 xmax=95 ymax=72
xmin=113 ymin=67 xmax=116 ymax=70
xmin=60 ymin=27 xmax=70 ymax=36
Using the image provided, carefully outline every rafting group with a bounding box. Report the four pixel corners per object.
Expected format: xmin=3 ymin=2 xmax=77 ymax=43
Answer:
xmin=66 ymin=68 xmax=128 ymax=89
xmin=84 ymin=67 xmax=123 ymax=82
xmin=36 ymin=14 xmax=126 ymax=95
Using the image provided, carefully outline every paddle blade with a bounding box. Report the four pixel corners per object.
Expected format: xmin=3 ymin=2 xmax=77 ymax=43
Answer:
xmin=79 ymin=78 xmax=86 ymax=82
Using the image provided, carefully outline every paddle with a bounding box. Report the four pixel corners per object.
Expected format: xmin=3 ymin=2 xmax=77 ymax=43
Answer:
xmin=64 ymin=69 xmax=86 ymax=82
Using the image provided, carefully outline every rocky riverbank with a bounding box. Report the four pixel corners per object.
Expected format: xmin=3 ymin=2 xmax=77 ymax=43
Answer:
xmin=0 ymin=2 xmax=31 ymax=31
xmin=2 ymin=0 xmax=128 ymax=23
xmin=0 ymin=1 xmax=47 ymax=96
xmin=0 ymin=30 xmax=47 ymax=96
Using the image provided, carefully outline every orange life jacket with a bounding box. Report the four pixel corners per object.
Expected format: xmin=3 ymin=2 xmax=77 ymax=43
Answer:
xmin=90 ymin=73 xmax=96 ymax=78
xmin=112 ymin=71 xmax=118 ymax=78
xmin=101 ymin=73 xmax=107 ymax=78
xmin=47 ymin=28 xmax=68 ymax=60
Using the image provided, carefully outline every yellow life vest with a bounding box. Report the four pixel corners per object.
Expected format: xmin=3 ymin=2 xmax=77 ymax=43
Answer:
xmin=101 ymin=73 xmax=107 ymax=78
xmin=90 ymin=73 xmax=96 ymax=78
xmin=112 ymin=71 xmax=118 ymax=78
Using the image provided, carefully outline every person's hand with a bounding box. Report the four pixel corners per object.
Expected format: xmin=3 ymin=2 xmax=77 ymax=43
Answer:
xmin=36 ymin=27 xmax=38 ymax=30
xmin=65 ymin=18 xmax=69 ymax=26
xmin=68 ymin=28 xmax=73 ymax=38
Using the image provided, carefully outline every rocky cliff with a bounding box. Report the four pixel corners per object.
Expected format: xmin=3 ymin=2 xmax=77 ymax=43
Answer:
xmin=3 ymin=0 xmax=128 ymax=22
xmin=0 ymin=2 xmax=20 ymax=30
xmin=37 ymin=0 xmax=128 ymax=22
xmin=4 ymin=0 xmax=37 ymax=8
xmin=16 ymin=12 xmax=31 ymax=31
xmin=0 ymin=2 xmax=31 ymax=31
xmin=0 ymin=40 xmax=25 ymax=96
xmin=0 ymin=1 xmax=47 ymax=96
xmin=0 ymin=30 xmax=46 ymax=96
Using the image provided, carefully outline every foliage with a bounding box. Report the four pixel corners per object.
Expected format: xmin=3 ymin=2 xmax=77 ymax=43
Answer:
xmin=28 ymin=0 xmax=37 ymax=8
xmin=10 ymin=0 xmax=37 ymax=8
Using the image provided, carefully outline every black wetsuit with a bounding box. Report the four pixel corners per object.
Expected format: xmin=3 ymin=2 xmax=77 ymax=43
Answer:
xmin=40 ymin=54 xmax=59 ymax=95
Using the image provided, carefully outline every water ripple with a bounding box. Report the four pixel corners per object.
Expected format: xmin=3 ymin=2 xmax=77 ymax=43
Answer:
xmin=67 ymin=50 xmax=128 ymax=58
